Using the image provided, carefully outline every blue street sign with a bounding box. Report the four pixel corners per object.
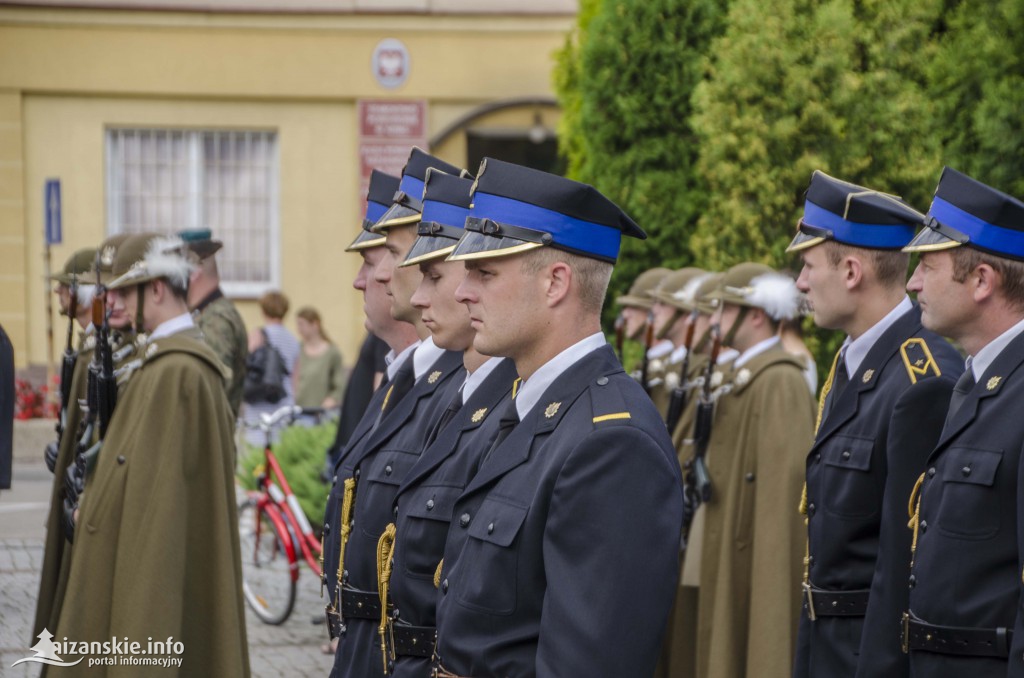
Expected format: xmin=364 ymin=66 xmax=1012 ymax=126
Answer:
xmin=45 ymin=179 xmax=62 ymax=245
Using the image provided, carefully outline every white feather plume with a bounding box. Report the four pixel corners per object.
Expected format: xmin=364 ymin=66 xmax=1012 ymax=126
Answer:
xmin=76 ymin=284 xmax=97 ymax=307
xmin=143 ymin=235 xmax=194 ymax=288
xmin=746 ymin=273 xmax=801 ymax=321
xmin=673 ymin=272 xmax=713 ymax=306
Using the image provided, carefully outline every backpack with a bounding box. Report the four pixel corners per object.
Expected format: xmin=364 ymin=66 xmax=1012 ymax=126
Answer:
xmin=243 ymin=329 xmax=290 ymax=404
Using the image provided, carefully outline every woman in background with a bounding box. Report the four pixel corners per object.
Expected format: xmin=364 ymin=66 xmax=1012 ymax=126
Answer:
xmin=294 ymin=306 xmax=345 ymax=411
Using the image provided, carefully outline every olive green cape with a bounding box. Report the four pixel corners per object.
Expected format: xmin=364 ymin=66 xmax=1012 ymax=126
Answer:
xmin=53 ymin=329 xmax=249 ymax=677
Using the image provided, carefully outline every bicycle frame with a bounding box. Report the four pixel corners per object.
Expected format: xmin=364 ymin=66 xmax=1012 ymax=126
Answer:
xmin=252 ymin=446 xmax=323 ymax=578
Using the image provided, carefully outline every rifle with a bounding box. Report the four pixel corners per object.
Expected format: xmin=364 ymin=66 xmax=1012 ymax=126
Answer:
xmin=638 ymin=310 xmax=655 ymax=395
xmin=665 ymin=310 xmax=699 ymax=434
xmin=61 ymin=294 xmax=118 ymax=542
xmin=681 ymin=323 xmax=720 ymax=546
xmin=45 ymin=282 xmax=79 ymax=473
xmin=613 ymin=312 xmax=625 ymax=364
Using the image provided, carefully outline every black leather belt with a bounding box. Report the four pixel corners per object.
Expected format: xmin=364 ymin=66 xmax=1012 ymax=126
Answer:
xmin=902 ymin=611 xmax=1012 ymax=658
xmin=392 ymin=623 xmax=435 ymax=658
xmin=341 ymin=586 xmax=384 ymax=621
xmin=803 ymin=585 xmax=869 ymax=619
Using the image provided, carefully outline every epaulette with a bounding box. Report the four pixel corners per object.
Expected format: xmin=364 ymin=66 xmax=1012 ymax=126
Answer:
xmin=899 ymin=337 xmax=942 ymax=384
xmin=590 ymin=374 xmax=633 ymax=427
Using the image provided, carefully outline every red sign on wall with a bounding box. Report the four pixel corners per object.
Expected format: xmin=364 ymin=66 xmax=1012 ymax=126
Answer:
xmin=357 ymin=99 xmax=428 ymax=209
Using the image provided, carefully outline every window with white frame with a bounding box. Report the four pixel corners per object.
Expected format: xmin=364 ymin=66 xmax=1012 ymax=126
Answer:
xmin=105 ymin=128 xmax=279 ymax=297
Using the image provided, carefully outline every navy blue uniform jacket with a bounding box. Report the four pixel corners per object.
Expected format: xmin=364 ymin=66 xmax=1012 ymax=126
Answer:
xmin=434 ymin=345 xmax=684 ymax=677
xmin=908 ymin=329 xmax=1024 ymax=678
xmin=387 ymin=358 xmax=519 ymax=678
xmin=796 ymin=304 xmax=962 ymax=678
xmin=332 ymin=349 xmax=464 ymax=678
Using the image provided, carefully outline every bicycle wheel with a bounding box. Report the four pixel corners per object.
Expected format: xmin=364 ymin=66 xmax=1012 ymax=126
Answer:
xmin=238 ymin=498 xmax=297 ymax=625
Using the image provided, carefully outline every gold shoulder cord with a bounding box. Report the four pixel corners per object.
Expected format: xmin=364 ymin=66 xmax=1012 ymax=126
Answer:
xmin=377 ymin=522 xmax=398 ymax=673
xmin=800 ymin=348 xmax=842 ymax=601
xmin=333 ymin=477 xmax=357 ymax=612
xmin=899 ymin=338 xmax=942 ymax=385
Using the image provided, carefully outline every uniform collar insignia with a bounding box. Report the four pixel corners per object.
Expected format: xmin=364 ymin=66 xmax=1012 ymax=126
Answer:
xmin=735 ymin=368 xmax=751 ymax=387
xmin=471 ymin=407 xmax=487 ymax=423
xmin=544 ymin=401 xmax=561 ymax=418
xmin=145 ymin=342 xmax=158 ymax=359
xmin=862 ymin=368 xmax=874 ymax=383
xmin=427 ymin=370 xmax=442 ymax=384
xmin=987 ymin=376 xmax=1001 ymax=391
xmin=710 ymin=371 xmax=724 ymax=388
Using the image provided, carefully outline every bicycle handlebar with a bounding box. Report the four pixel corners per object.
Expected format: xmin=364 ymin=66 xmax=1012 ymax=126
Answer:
xmin=246 ymin=405 xmax=333 ymax=432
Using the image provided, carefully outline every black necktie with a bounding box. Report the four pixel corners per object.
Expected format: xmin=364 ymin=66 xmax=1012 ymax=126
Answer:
xmin=943 ymin=367 xmax=976 ymax=433
xmin=426 ymin=390 xmax=463 ymax=447
xmin=374 ymin=358 xmax=415 ymax=430
xmin=480 ymin=399 xmax=519 ymax=469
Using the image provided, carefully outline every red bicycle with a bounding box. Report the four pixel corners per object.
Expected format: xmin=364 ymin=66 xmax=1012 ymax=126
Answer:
xmin=238 ymin=404 xmax=328 ymax=625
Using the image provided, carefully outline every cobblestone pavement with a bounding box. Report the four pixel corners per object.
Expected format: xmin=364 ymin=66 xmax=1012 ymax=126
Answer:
xmin=0 ymin=458 xmax=333 ymax=677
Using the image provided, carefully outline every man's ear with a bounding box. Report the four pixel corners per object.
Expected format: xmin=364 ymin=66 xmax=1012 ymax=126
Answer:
xmin=546 ymin=260 xmax=573 ymax=307
xmin=843 ymin=255 xmax=864 ymax=290
xmin=973 ymin=263 xmax=998 ymax=304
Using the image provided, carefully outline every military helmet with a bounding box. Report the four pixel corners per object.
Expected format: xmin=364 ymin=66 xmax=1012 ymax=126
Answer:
xmin=96 ymin=233 xmax=134 ymax=285
xmin=693 ymin=272 xmax=724 ymax=316
xmin=106 ymin=232 xmax=194 ymax=291
xmin=705 ymin=262 xmax=801 ymax=321
xmin=651 ymin=267 xmax=711 ymax=313
xmin=615 ymin=267 xmax=672 ymax=309
xmin=50 ymin=247 xmax=97 ymax=286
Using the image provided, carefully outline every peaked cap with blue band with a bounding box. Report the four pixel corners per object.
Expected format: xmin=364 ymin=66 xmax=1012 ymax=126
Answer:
xmin=371 ymin=147 xmax=465 ymax=232
xmin=447 ymin=158 xmax=645 ymax=264
xmin=786 ymin=170 xmax=925 ymax=253
xmin=400 ymin=169 xmax=473 ymax=268
xmin=903 ymin=167 xmax=1024 ymax=261
xmin=346 ymin=170 xmax=401 ymax=252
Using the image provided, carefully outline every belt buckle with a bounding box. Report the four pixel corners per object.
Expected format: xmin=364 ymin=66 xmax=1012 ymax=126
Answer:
xmin=901 ymin=612 xmax=910 ymax=654
xmin=803 ymin=582 xmax=817 ymax=621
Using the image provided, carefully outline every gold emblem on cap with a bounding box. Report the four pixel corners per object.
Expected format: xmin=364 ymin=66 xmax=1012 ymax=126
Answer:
xmin=471 ymin=408 xmax=487 ymax=423
xmin=862 ymin=369 xmax=875 ymax=383
xmin=428 ymin=371 xmax=442 ymax=384
xmin=100 ymin=246 xmax=115 ymax=267
xmin=544 ymin=402 xmax=561 ymax=418
xmin=987 ymin=376 xmax=1001 ymax=391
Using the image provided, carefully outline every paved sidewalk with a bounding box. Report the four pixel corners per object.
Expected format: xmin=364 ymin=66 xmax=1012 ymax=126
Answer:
xmin=0 ymin=454 xmax=333 ymax=677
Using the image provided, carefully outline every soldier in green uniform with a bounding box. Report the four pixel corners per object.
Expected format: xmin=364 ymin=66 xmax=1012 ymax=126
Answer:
xmin=692 ymin=263 xmax=816 ymax=678
xmin=647 ymin=267 xmax=711 ymax=420
xmin=615 ymin=266 xmax=672 ymax=384
xmin=180 ymin=228 xmax=248 ymax=419
xmin=33 ymin=247 xmax=97 ymax=639
xmin=35 ymin=235 xmax=140 ymax=653
xmin=55 ymin=233 xmax=249 ymax=677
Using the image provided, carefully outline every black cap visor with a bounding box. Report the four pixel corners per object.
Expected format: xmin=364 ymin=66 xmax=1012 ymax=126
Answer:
xmin=903 ymin=218 xmax=968 ymax=253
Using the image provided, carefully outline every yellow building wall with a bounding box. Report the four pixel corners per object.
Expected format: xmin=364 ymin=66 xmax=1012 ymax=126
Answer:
xmin=1 ymin=7 xmax=572 ymax=368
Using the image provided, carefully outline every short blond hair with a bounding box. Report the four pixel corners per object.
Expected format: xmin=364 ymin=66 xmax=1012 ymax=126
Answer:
xmin=520 ymin=247 xmax=613 ymax=315
xmin=823 ymin=241 xmax=909 ymax=289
